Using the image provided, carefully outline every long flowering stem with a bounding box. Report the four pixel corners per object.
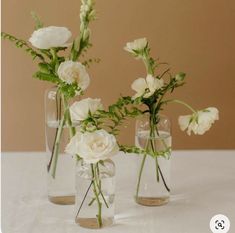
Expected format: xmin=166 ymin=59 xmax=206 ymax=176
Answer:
xmin=150 ymin=113 xmax=170 ymax=192
xmin=163 ymin=99 xmax=197 ymax=113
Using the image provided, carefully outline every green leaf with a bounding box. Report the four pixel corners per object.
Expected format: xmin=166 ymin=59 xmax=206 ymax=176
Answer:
xmin=1 ymin=32 xmax=45 ymax=61
xmin=59 ymin=82 xmax=81 ymax=99
xmin=38 ymin=63 xmax=51 ymax=74
xmin=33 ymin=71 xmax=59 ymax=83
xmin=175 ymin=72 xmax=186 ymax=82
xmin=30 ymin=11 xmax=44 ymax=30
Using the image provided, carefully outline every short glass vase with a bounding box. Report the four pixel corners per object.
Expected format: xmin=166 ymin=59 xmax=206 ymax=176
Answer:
xmin=135 ymin=114 xmax=171 ymax=206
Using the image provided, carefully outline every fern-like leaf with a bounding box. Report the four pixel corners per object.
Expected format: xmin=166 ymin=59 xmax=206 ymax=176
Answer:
xmin=1 ymin=32 xmax=45 ymax=61
xmin=30 ymin=11 xmax=44 ymax=30
xmin=33 ymin=71 xmax=59 ymax=83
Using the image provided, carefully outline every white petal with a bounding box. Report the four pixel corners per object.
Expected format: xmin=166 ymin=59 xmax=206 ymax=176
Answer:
xmin=131 ymin=78 xmax=147 ymax=96
xmin=65 ymin=132 xmax=82 ymax=155
xmin=146 ymin=75 xmax=164 ymax=94
xmin=206 ymin=107 xmax=219 ymax=120
xmin=178 ymin=115 xmax=191 ymax=131
xmin=124 ymin=38 xmax=147 ymax=53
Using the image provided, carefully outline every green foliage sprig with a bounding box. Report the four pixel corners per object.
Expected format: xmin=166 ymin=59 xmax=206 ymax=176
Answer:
xmin=80 ymin=96 xmax=143 ymax=135
xmin=30 ymin=11 xmax=44 ymax=29
xmin=119 ymin=144 xmax=171 ymax=159
xmin=1 ymin=32 xmax=45 ymax=61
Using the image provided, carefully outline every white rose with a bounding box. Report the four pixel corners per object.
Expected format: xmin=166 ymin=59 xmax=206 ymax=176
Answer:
xmin=70 ymin=98 xmax=103 ymax=122
xmin=131 ymin=74 xmax=164 ymax=99
xmin=29 ymin=26 xmax=71 ymax=49
xmin=57 ymin=61 xmax=90 ymax=91
xmin=124 ymin=38 xmax=147 ymax=56
xmin=65 ymin=129 xmax=119 ymax=163
xmin=178 ymin=107 xmax=219 ymax=135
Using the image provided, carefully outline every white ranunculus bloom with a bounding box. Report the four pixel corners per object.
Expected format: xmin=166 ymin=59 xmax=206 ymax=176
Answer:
xmin=65 ymin=129 xmax=119 ymax=163
xmin=124 ymin=38 xmax=147 ymax=55
xmin=178 ymin=107 xmax=219 ymax=135
xmin=29 ymin=26 xmax=72 ymax=49
xmin=57 ymin=61 xmax=90 ymax=90
xmin=70 ymin=98 xmax=103 ymax=122
xmin=131 ymin=74 xmax=164 ymax=99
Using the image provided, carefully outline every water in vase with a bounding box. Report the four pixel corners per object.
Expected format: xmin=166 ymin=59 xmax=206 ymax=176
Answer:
xmin=75 ymin=164 xmax=115 ymax=229
xmin=46 ymin=120 xmax=76 ymax=205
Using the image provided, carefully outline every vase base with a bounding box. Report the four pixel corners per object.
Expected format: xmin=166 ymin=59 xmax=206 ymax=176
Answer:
xmin=75 ymin=217 xmax=114 ymax=229
xmin=136 ymin=196 xmax=169 ymax=206
xmin=48 ymin=195 xmax=75 ymax=205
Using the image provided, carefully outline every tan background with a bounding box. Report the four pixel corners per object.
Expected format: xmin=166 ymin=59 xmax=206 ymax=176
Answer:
xmin=2 ymin=0 xmax=235 ymax=151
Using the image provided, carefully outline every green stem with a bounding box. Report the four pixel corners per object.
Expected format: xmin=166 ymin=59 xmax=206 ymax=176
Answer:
xmin=155 ymin=157 xmax=160 ymax=182
xmin=149 ymin=113 xmax=160 ymax=183
xmin=135 ymin=152 xmax=147 ymax=199
xmin=143 ymin=53 xmax=154 ymax=75
xmin=48 ymin=92 xmax=76 ymax=178
xmin=62 ymin=97 xmax=76 ymax=138
xmin=50 ymin=114 xmax=66 ymax=178
xmin=91 ymin=164 xmax=102 ymax=228
xmin=95 ymin=164 xmax=109 ymax=208
xmin=163 ymin=99 xmax=197 ymax=113
xmin=135 ymin=112 xmax=154 ymax=199
xmin=47 ymin=90 xmax=61 ymax=173
xmin=75 ymin=180 xmax=93 ymax=220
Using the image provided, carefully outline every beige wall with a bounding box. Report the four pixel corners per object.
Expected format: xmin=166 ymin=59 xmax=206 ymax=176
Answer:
xmin=2 ymin=0 xmax=235 ymax=151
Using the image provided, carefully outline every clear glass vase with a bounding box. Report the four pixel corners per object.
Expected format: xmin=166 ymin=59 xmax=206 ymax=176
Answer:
xmin=135 ymin=114 xmax=171 ymax=206
xmin=75 ymin=159 xmax=115 ymax=229
xmin=45 ymin=87 xmax=77 ymax=205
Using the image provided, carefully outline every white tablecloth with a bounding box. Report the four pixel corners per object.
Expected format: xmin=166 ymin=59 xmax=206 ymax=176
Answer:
xmin=2 ymin=151 xmax=235 ymax=233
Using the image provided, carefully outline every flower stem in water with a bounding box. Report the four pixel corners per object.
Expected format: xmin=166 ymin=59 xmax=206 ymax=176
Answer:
xmin=91 ymin=164 xmax=102 ymax=228
xmin=75 ymin=180 xmax=93 ymax=220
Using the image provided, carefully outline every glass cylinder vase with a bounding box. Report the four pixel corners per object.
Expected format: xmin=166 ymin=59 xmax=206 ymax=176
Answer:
xmin=45 ymin=87 xmax=77 ymax=205
xmin=75 ymin=159 xmax=115 ymax=229
xmin=135 ymin=114 xmax=171 ymax=206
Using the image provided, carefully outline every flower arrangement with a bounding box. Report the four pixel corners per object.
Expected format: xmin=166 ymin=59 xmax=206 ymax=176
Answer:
xmin=65 ymin=97 xmax=141 ymax=227
xmin=1 ymin=0 xmax=97 ymax=178
xmin=2 ymin=0 xmax=220 ymax=228
xmin=123 ymin=38 xmax=219 ymax=201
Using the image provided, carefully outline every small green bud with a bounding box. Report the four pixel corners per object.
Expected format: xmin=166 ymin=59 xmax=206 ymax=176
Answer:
xmin=175 ymin=72 xmax=186 ymax=82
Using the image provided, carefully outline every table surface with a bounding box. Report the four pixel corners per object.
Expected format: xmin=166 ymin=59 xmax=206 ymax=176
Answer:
xmin=2 ymin=151 xmax=235 ymax=233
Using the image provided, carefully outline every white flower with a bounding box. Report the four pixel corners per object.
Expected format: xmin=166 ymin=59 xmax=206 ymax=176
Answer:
xmin=65 ymin=129 xmax=119 ymax=163
xmin=29 ymin=26 xmax=71 ymax=49
xmin=124 ymin=38 xmax=147 ymax=57
xmin=131 ymin=74 xmax=164 ymax=99
xmin=178 ymin=107 xmax=219 ymax=135
xmin=70 ymin=98 xmax=103 ymax=122
xmin=57 ymin=61 xmax=90 ymax=91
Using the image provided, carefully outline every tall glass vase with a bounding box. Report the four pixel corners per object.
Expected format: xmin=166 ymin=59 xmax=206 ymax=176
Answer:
xmin=45 ymin=87 xmax=77 ymax=205
xmin=135 ymin=114 xmax=171 ymax=206
xmin=75 ymin=159 xmax=115 ymax=229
